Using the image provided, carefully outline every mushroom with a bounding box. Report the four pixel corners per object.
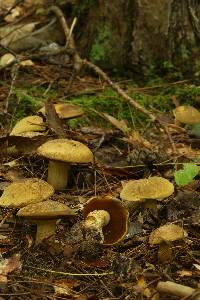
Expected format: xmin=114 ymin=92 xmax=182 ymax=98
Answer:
xmin=17 ymin=200 xmax=76 ymax=243
xmin=0 ymin=178 xmax=54 ymax=208
xmin=149 ymin=224 xmax=187 ymax=263
xmin=83 ymin=196 xmax=129 ymax=245
xmin=39 ymin=103 xmax=84 ymax=120
xmin=10 ymin=115 xmax=45 ymax=136
xmin=120 ymin=176 xmax=174 ymax=210
xmin=173 ymin=106 xmax=200 ymax=125
xmin=37 ymin=138 xmax=94 ymax=190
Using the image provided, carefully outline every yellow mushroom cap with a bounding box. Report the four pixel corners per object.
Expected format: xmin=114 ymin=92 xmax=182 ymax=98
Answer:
xmin=120 ymin=176 xmax=174 ymax=202
xmin=39 ymin=103 xmax=84 ymax=119
xmin=10 ymin=116 xmax=45 ymax=136
xmin=173 ymin=106 xmax=200 ymax=125
xmin=0 ymin=178 xmax=54 ymax=208
xmin=37 ymin=139 xmax=94 ymax=164
xmin=0 ymin=53 xmax=15 ymax=67
xmin=149 ymin=224 xmax=188 ymax=245
xmin=17 ymin=200 xmax=76 ymax=219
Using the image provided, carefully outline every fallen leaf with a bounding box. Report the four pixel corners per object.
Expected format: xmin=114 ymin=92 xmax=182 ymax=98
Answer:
xmin=45 ymin=100 xmax=67 ymax=138
xmin=0 ymin=253 xmax=22 ymax=284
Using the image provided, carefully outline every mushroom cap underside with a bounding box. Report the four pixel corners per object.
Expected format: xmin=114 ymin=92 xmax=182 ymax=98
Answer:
xmin=83 ymin=197 xmax=129 ymax=245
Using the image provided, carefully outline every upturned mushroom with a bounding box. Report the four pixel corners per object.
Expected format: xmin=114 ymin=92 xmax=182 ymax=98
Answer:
xmin=83 ymin=196 xmax=129 ymax=245
xmin=17 ymin=200 xmax=76 ymax=243
xmin=10 ymin=115 xmax=45 ymax=136
xmin=173 ymin=106 xmax=200 ymax=125
xmin=37 ymin=138 xmax=94 ymax=190
xmin=120 ymin=176 xmax=174 ymax=209
xmin=0 ymin=178 xmax=54 ymax=208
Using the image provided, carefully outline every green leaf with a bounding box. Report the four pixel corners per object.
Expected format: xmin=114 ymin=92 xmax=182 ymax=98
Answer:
xmin=174 ymin=163 xmax=199 ymax=186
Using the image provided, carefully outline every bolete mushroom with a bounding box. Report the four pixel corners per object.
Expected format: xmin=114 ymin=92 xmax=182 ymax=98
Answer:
xmin=149 ymin=224 xmax=188 ymax=263
xmin=173 ymin=106 xmax=200 ymax=125
xmin=39 ymin=103 xmax=84 ymax=120
xmin=83 ymin=196 xmax=129 ymax=245
xmin=17 ymin=200 xmax=76 ymax=243
xmin=0 ymin=178 xmax=54 ymax=208
xmin=10 ymin=115 xmax=45 ymax=136
xmin=37 ymin=138 xmax=94 ymax=190
xmin=120 ymin=176 xmax=174 ymax=209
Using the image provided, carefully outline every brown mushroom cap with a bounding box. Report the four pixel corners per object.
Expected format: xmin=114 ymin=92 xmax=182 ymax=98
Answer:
xmin=173 ymin=106 xmax=200 ymax=125
xmin=17 ymin=200 xmax=76 ymax=219
xmin=120 ymin=176 xmax=174 ymax=202
xmin=37 ymin=138 xmax=94 ymax=164
xmin=10 ymin=116 xmax=45 ymax=136
xmin=149 ymin=224 xmax=188 ymax=245
xmin=39 ymin=103 xmax=84 ymax=119
xmin=83 ymin=197 xmax=129 ymax=245
xmin=0 ymin=178 xmax=54 ymax=208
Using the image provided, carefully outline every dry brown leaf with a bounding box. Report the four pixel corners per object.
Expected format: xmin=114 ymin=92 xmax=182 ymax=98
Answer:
xmin=102 ymin=112 xmax=130 ymax=134
xmin=0 ymin=253 xmax=22 ymax=284
xmin=45 ymin=100 xmax=67 ymax=138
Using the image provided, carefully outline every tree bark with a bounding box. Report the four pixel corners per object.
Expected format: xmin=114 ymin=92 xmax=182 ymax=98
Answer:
xmin=73 ymin=0 xmax=200 ymax=76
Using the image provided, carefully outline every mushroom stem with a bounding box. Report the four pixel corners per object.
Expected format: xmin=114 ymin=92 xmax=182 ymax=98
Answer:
xmin=35 ymin=220 xmax=57 ymax=243
xmin=47 ymin=160 xmax=70 ymax=190
xmin=84 ymin=210 xmax=110 ymax=243
xmin=85 ymin=210 xmax=110 ymax=229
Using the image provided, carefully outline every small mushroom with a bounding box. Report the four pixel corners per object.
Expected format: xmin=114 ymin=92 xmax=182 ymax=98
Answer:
xmin=149 ymin=224 xmax=188 ymax=245
xmin=120 ymin=176 xmax=174 ymax=209
xmin=173 ymin=106 xmax=200 ymax=125
xmin=39 ymin=103 xmax=84 ymax=119
xmin=37 ymin=139 xmax=94 ymax=190
xmin=149 ymin=224 xmax=188 ymax=262
xmin=83 ymin=196 xmax=129 ymax=245
xmin=10 ymin=115 xmax=45 ymax=136
xmin=17 ymin=200 xmax=76 ymax=243
xmin=0 ymin=178 xmax=54 ymax=208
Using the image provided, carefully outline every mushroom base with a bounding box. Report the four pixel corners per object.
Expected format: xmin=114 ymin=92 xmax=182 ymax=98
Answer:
xmin=47 ymin=160 xmax=70 ymax=190
xmin=36 ymin=220 xmax=57 ymax=243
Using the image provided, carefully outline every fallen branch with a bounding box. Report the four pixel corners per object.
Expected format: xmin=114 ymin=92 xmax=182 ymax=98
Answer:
xmin=157 ymin=281 xmax=200 ymax=299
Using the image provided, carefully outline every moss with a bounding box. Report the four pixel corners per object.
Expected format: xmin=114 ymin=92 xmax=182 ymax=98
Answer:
xmin=6 ymin=86 xmax=57 ymax=126
xmin=89 ymin=24 xmax=112 ymax=65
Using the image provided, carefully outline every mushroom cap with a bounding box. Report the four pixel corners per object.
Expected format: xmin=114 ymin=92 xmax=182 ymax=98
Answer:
xmin=120 ymin=176 xmax=174 ymax=202
xmin=17 ymin=200 xmax=76 ymax=219
xmin=10 ymin=116 xmax=45 ymax=136
xmin=39 ymin=103 xmax=84 ymax=119
xmin=0 ymin=53 xmax=15 ymax=67
xmin=149 ymin=224 xmax=188 ymax=245
xmin=173 ymin=106 xmax=200 ymax=125
xmin=14 ymin=131 xmax=45 ymax=138
xmin=37 ymin=138 xmax=94 ymax=164
xmin=0 ymin=178 xmax=54 ymax=208
xmin=83 ymin=196 xmax=129 ymax=245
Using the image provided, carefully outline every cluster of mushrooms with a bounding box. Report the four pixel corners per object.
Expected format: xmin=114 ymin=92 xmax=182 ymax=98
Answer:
xmin=0 ymin=103 xmax=188 ymax=253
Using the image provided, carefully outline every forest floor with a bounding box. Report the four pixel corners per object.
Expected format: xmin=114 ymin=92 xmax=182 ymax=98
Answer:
xmin=0 ymin=59 xmax=200 ymax=300
xmin=0 ymin=2 xmax=200 ymax=300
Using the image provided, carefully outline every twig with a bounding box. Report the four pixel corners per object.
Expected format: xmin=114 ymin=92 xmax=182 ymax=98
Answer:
xmin=25 ymin=265 xmax=113 ymax=276
xmin=157 ymin=281 xmax=200 ymax=299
